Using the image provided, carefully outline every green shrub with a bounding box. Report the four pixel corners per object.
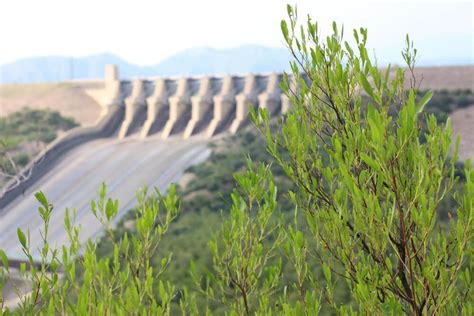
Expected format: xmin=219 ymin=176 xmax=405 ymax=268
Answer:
xmin=1 ymin=185 xmax=183 ymax=314
xmin=12 ymin=153 xmax=29 ymax=167
xmin=457 ymin=95 xmax=473 ymax=108
xmin=0 ymin=108 xmax=78 ymax=187
xmin=0 ymin=108 xmax=77 ymax=149
xmin=250 ymin=5 xmax=473 ymax=314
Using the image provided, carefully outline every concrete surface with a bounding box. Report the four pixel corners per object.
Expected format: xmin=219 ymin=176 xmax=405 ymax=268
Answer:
xmin=0 ymin=134 xmax=210 ymax=258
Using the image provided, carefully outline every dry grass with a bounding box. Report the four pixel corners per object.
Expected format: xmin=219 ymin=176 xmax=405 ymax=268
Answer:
xmin=0 ymin=82 xmax=101 ymax=126
xmin=407 ymin=66 xmax=474 ymax=91
xmin=451 ymin=105 xmax=474 ymax=161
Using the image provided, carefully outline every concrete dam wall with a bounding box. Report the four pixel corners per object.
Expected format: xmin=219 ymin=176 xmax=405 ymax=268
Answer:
xmin=112 ymin=67 xmax=291 ymax=139
xmin=0 ymin=65 xmax=292 ymax=258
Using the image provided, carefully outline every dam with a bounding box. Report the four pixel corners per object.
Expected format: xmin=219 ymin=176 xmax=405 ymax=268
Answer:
xmin=0 ymin=65 xmax=291 ymax=258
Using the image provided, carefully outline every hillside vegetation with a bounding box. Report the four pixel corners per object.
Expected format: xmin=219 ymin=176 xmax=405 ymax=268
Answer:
xmin=0 ymin=108 xmax=77 ymax=186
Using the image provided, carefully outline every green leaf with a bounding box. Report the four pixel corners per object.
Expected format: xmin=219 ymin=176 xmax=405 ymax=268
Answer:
xmin=416 ymin=90 xmax=433 ymax=114
xmin=353 ymin=29 xmax=359 ymax=44
xmin=90 ymin=200 xmax=97 ymax=217
xmin=359 ymin=73 xmax=375 ymax=99
xmin=322 ymin=262 xmax=331 ymax=283
xmin=17 ymin=228 xmax=27 ymax=249
xmin=64 ymin=208 xmax=71 ymax=230
xmin=281 ymin=20 xmax=289 ymax=42
xmin=344 ymin=41 xmax=354 ymax=58
xmin=159 ymin=281 xmax=166 ymax=300
xmin=295 ymin=231 xmax=304 ymax=249
xmin=0 ymin=249 xmax=8 ymax=270
xmin=100 ymin=182 xmax=106 ymax=202
xmin=161 ymin=257 xmax=169 ymax=270
xmin=360 ymin=153 xmax=380 ymax=172
xmin=34 ymin=191 xmax=48 ymax=209
xmin=385 ymin=257 xmax=392 ymax=271
xmin=407 ymin=89 xmax=416 ymax=118
xmin=105 ymin=198 xmax=116 ymax=221
xmin=20 ymin=262 xmax=26 ymax=276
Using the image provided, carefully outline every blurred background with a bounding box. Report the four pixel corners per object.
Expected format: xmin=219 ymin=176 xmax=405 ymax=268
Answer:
xmin=0 ymin=0 xmax=472 ymax=82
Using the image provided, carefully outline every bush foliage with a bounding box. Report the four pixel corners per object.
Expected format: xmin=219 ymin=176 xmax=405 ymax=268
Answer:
xmin=0 ymin=108 xmax=77 ymax=148
xmin=0 ymin=108 xmax=78 ymax=176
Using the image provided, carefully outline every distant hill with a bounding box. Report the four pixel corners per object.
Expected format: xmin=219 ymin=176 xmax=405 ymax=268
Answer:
xmin=0 ymin=45 xmax=291 ymax=83
xmin=151 ymin=45 xmax=291 ymax=76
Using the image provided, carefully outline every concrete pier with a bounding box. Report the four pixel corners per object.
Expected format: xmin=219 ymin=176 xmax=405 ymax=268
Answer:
xmin=162 ymin=78 xmax=191 ymax=139
xmin=258 ymin=73 xmax=282 ymax=116
xmin=281 ymin=75 xmax=298 ymax=114
xmin=206 ymin=76 xmax=236 ymax=137
xmin=102 ymin=64 xmax=123 ymax=115
xmin=184 ymin=77 xmax=214 ymax=139
xmin=141 ymin=79 xmax=169 ymax=138
xmin=230 ymin=74 xmax=258 ymax=134
xmin=118 ymin=79 xmax=147 ymax=139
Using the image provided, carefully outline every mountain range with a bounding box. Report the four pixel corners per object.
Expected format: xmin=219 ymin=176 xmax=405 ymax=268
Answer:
xmin=0 ymin=45 xmax=292 ymax=83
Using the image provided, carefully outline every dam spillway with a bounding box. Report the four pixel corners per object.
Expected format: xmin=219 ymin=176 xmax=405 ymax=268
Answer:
xmin=0 ymin=136 xmax=211 ymax=258
xmin=0 ymin=65 xmax=292 ymax=258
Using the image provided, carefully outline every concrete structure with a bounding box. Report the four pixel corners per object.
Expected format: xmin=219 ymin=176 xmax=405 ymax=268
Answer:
xmin=161 ymin=78 xmax=192 ymax=138
xmin=184 ymin=77 xmax=214 ymax=139
xmin=281 ymin=75 xmax=299 ymax=114
xmin=81 ymin=68 xmax=291 ymax=141
xmin=230 ymin=74 xmax=259 ymax=133
xmin=118 ymin=79 xmax=147 ymax=139
xmin=104 ymin=64 xmax=119 ymax=82
xmin=2 ymin=66 xmax=472 ymax=128
xmin=207 ymin=76 xmax=236 ymax=137
xmin=140 ymin=79 xmax=169 ymax=138
xmin=258 ymin=73 xmax=282 ymax=115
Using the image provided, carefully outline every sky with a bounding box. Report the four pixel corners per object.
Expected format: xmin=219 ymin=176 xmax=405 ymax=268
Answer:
xmin=0 ymin=0 xmax=472 ymax=66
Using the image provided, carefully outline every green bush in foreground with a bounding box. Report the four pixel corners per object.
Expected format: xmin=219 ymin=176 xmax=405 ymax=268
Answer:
xmin=253 ymin=5 xmax=473 ymax=314
xmin=1 ymin=4 xmax=473 ymax=315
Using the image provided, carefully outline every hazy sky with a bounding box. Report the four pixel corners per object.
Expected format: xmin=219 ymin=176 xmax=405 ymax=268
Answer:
xmin=0 ymin=0 xmax=472 ymax=66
